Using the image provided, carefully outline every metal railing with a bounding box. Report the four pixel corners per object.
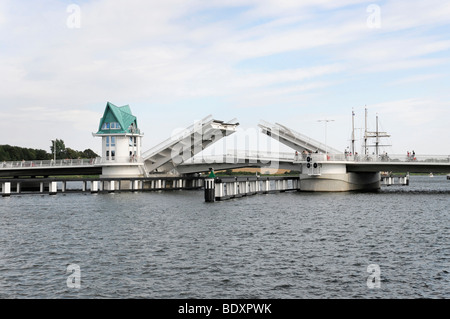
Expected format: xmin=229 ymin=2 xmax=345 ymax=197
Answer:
xmin=4 ymin=152 xmax=448 ymax=170
xmin=141 ymin=115 xmax=214 ymax=160
xmin=258 ymin=120 xmax=342 ymax=154
xmin=0 ymin=158 xmax=101 ymax=169
xmin=186 ymin=150 xmax=298 ymax=164
xmin=0 ymin=155 xmax=147 ymax=169
xmin=98 ymin=156 xmax=144 ymax=164
xmin=294 ymin=153 xmax=450 ymax=163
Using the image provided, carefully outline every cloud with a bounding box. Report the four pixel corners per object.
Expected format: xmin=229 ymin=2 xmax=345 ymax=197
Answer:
xmin=369 ymin=98 xmax=447 ymax=126
xmin=0 ymin=106 xmax=101 ymax=132
xmin=362 ymin=98 xmax=450 ymax=153
xmin=379 ymin=0 xmax=450 ymax=31
xmin=387 ymin=73 xmax=445 ymax=86
xmin=0 ymin=0 xmax=449 ymax=154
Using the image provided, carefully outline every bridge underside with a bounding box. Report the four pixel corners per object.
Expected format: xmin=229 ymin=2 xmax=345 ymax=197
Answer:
xmin=346 ymin=162 xmax=450 ymax=174
xmin=0 ymin=166 xmax=102 ymax=178
xmin=177 ymin=159 xmax=299 ymax=175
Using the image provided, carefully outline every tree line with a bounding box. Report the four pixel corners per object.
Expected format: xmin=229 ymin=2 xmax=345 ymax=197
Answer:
xmin=0 ymin=139 xmax=98 ymax=161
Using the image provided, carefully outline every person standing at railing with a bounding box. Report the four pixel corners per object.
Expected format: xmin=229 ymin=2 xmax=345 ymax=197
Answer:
xmin=302 ymin=150 xmax=308 ymax=160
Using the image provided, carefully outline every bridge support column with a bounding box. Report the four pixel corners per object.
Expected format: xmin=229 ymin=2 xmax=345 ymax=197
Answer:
xmin=131 ymin=180 xmax=140 ymax=191
xmin=264 ymin=180 xmax=270 ymax=193
xmin=215 ymin=181 xmax=224 ymax=200
xmin=204 ymin=178 xmax=215 ymax=202
xmin=49 ymin=182 xmax=57 ymax=195
xmin=300 ymin=163 xmax=380 ymax=192
xmin=2 ymin=182 xmax=11 ymax=197
xmin=233 ymin=181 xmax=238 ymax=196
xmin=91 ymin=181 xmax=99 ymax=193
xmin=105 ymin=181 xmax=115 ymax=193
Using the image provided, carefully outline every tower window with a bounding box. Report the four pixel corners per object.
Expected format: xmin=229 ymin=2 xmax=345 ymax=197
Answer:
xmin=102 ymin=122 xmax=121 ymax=130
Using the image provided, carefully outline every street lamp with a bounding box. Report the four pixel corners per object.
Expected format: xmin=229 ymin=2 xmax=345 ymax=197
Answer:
xmin=51 ymin=139 xmax=56 ymax=161
xmin=317 ymin=119 xmax=334 ymax=155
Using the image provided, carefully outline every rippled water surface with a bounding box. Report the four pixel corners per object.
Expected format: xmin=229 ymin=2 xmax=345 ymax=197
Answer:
xmin=1 ymin=176 xmax=449 ymax=298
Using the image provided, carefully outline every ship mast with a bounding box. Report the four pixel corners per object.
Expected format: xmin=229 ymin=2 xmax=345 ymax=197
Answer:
xmin=351 ymin=108 xmax=355 ymax=155
xmin=364 ymin=107 xmax=368 ymax=155
xmin=376 ymin=113 xmax=379 ymax=156
xmin=364 ymin=108 xmax=391 ymax=156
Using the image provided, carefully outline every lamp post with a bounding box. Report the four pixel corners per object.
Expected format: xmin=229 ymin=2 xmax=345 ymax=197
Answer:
xmin=317 ymin=119 xmax=334 ymax=155
xmin=51 ymin=139 xmax=56 ymax=161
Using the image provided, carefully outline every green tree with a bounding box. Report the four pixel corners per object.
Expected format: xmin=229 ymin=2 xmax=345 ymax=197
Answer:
xmin=64 ymin=147 xmax=79 ymax=159
xmin=81 ymin=149 xmax=98 ymax=158
xmin=50 ymin=139 xmax=66 ymax=160
xmin=0 ymin=146 xmax=9 ymax=161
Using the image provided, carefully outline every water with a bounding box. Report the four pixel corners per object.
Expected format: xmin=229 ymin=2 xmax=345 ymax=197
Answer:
xmin=1 ymin=176 xmax=449 ymax=298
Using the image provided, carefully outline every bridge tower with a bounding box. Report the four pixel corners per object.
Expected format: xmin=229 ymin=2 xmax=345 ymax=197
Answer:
xmin=93 ymin=102 xmax=144 ymax=178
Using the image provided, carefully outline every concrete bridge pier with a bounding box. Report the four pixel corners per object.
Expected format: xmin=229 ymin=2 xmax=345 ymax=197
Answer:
xmin=299 ymin=162 xmax=380 ymax=192
xmin=2 ymin=182 xmax=11 ymax=197
xmin=204 ymin=178 xmax=215 ymax=202
xmin=49 ymin=182 xmax=58 ymax=195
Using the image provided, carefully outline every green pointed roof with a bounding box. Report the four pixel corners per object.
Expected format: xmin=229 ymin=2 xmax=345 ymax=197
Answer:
xmin=96 ymin=102 xmax=140 ymax=134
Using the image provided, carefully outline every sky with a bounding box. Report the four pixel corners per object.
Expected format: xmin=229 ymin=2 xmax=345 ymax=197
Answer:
xmin=1 ymin=0 xmax=449 ymax=157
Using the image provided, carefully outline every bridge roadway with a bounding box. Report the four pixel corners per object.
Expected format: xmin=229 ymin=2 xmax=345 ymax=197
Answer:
xmin=300 ymin=153 xmax=450 ymax=174
xmin=1 ymin=153 xmax=450 ymax=178
xmin=141 ymin=115 xmax=239 ymax=175
xmin=346 ymin=162 xmax=450 ymax=174
xmin=176 ymin=151 xmax=299 ymax=174
xmin=0 ymin=152 xmax=299 ymax=177
xmin=0 ymin=159 xmax=102 ymax=178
